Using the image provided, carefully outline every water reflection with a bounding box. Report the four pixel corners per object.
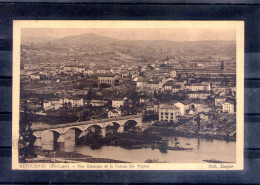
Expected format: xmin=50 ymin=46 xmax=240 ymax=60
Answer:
xmin=197 ymin=137 xmax=200 ymax=150
xmin=40 ymin=136 xmax=235 ymax=163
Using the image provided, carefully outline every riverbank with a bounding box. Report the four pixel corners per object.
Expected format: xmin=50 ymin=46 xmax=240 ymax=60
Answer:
xmin=25 ymin=131 xmax=236 ymax=163
xmin=147 ymin=124 xmax=236 ymax=142
xmin=26 ymin=148 xmax=129 ymax=163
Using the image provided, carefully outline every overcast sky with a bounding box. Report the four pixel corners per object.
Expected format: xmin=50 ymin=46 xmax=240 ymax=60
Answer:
xmin=22 ymin=28 xmax=236 ymax=41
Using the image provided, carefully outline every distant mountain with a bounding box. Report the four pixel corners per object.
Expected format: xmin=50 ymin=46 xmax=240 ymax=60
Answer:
xmin=21 ymin=33 xmax=236 ymax=65
xmin=21 ymin=36 xmax=57 ymax=45
xmin=50 ymin=33 xmax=119 ymax=46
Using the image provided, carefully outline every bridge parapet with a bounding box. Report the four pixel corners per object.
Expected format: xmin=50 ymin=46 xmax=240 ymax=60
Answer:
xmin=33 ymin=114 xmax=143 ymax=132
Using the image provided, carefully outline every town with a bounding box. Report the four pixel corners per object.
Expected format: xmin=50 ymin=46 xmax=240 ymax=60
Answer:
xmin=20 ymin=40 xmax=236 ymax=142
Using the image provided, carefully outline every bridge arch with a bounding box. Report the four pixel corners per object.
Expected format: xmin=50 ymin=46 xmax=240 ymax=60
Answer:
xmin=105 ymin=122 xmax=121 ymax=134
xmin=32 ymin=133 xmax=40 ymax=139
xmin=63 ymin=127 xmax=83 ymax=144
xmin=123 ymin=119 xmax=138 ymax=131
xmin=80 ymin=124 xmax=105 ymax=141
xmin=40 ymin=130 xmax=61 ymax=150
xmin=83 ymin=124 xmax=103 ymax=132
xmin=104 ymin=121 xmax=121 ymax=128
xmin=41 ymin=129 xmax=62 ymax=138
xmin=165 ymin=78 xmax=175 ymax=83
xmin=63 ymin=126 xmax=84 ymax=134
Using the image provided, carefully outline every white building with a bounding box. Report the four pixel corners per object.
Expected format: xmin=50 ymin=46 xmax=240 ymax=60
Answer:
xmin=96 ymin=67 xmax=111 ymax=74
xmin=215 ymin=97 xmax=226 ymax=106
xmin=77 ymin=66 xmax=85 ymax=73
xmin=63 ymin=98 xmax=84 ymax=107
xmin=222 ymin=101 xmax=235 ymax=114
xmin=146 ymin=81 xmax=160 ymax=90
xmin=43 ymin=100 xmax=52 ymax=110
xmin=159 ymin=104 xmax=181 ymax=123
xmin=184 ymin=83 xmax=211 ymax=91
xmin=172 ymin=85 xmax=182 ymax=93
xmin=84 ymin=69 xmax=94 ymax=75
xmin=139 ymin=97 xmax=149 ymax=103
xmin=90 ymin=100 xmax=108 ymax=107
xmin=163 ymin=80 xmax=175 ymax=91
xmin=49 ymin=98 xmax=63 ymax=110
xmin=108 ymin=109 xmax=122 ymax=118
xmin=30 ymin=73 xmax=40 ymax=80
xmin=170 ymin=70 xmax=177 ymax=78
xmin=174 ymin=80 xmax=187 ymax=88
xmin=98 ymin=74 xmax=116 ymax=85
xmin=112 ymin=98 xmax=124 ymax=108
xmin=173 ymin=102 xmax=189 ymax=116
xmin=43 ymin=98 xmax=84 ymax=110
xmin=64 ymin=66 xmax=77 ymax=72
xmin=136 ymin=81 xmax=147 ymax=88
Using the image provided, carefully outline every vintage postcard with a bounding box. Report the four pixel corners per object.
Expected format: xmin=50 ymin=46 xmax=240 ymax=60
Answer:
xmin=12 ymin=21 xmax=244 ymax=170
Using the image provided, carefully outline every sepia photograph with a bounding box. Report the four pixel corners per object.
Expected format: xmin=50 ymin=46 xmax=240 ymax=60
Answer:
xmin=12 ymin=21 xmax=244 ymax=170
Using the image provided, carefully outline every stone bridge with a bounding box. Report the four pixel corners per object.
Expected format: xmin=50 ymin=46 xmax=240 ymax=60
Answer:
xmin=32 ymin=114 xmax=143 ymax=147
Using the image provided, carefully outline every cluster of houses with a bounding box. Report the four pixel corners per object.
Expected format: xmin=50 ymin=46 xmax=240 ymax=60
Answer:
xmin=43 ymin=98 xmax=84 ymax=111
xmin=22 ymin=57 xmax=236 ymax=125
xmin=42 ymin=92 xmax=235 ymax=125
xmin=157 ymin=99 xmax=235 ymax=124
xmin=42 ymin=96 xmax=126 ymax=118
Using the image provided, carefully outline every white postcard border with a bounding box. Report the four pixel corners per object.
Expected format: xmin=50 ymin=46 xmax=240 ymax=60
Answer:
xmin=12 ymin=20 xmax=244 ymax=170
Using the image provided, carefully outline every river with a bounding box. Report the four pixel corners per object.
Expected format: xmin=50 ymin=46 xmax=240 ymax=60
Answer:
xmin=32 ymin=122 xmax=236 ymax=163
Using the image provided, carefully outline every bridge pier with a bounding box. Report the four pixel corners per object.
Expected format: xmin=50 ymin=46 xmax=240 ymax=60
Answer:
xmin=34 ymin=137 xmax=41 ymax=147
xmin=118 ymin=125 xmax=124 ymax=133
xmin=136 ymin=118 xmax=142 ymax=127
xmin=101 ymin=127 xmax=106 ymax=137
xmin=64 ymin=129 xmax=76 ymax=142
xmin=79 ymin=132 xmax=85 ymax=138
xmin=57 ymin=134 xmax=65 ymax=143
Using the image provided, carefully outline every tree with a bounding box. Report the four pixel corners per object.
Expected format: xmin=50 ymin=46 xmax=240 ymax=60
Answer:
xmin=86 ymin=88 xmax=94 ymax=100
xmin=153 ymin=91 xmax=158 ymax=98
xmin=19 ymin=102 xmax=36 ymax=162
xmin=128 ymin=89 xmax=139 ymax=104
xmin=78 ymin=84 xmax=84 ymax=90
xmin=68 ymin=102 xmax=72 ymax=108
xmin=194 ymin=114 xmax=201 ymax=133
xmin=114 ymin=79 xmax=120 ymax=86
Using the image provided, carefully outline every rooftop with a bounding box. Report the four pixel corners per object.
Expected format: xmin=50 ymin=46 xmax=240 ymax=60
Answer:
xmin=64 ymin=65 xmax=77 ymax=68
xmin=98 ymin=73 xmax=116 ymax=77
xmin=185 ymin=83 xmax=210 ymax=86
xmin=223 ymin=101 xmax=234 ymax=105
xmin=159 ymin=104 xmax=180 ymax=110
xmin=96 ymin=67 xmax=111 ymax=70
xmin=91 ymin=100 xmax=108 ymax=103
xmin=172 ymin=85 xmax=181 ymax=88
xmin=113 ymin=98 xmax=124 ymax=101
xmin=164 ymin=81 xmax=175 ymax=86
xmin=186 ymin=91 xmax=211 ymax=94
xmin=147 ymin=81 xmax=159 ymax=84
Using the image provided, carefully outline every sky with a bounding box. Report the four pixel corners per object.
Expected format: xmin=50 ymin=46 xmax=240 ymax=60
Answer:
xmin=22 ymin=28 xmax=236 ymax=41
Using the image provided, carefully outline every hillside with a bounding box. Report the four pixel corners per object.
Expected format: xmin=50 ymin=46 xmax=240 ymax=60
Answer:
xmin=21 ymin=33 xmax=236 ymax=65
